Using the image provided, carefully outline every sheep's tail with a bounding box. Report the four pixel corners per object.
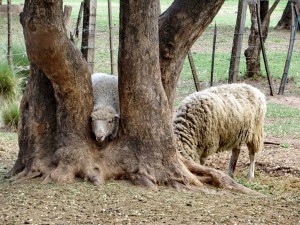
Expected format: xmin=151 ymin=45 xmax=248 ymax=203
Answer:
xmin=247 ymin=106 xmax=265 ymax=154
xmin=247 ymin=126 xmax=264 ymax=154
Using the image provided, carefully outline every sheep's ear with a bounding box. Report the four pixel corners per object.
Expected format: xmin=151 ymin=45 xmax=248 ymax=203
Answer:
xmin=115 ymin=114 xmax=120 ymax=119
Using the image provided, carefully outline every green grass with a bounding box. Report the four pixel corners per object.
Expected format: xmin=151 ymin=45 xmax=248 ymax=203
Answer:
xmin=267 ymin=102 xmax=300 ymax=118
xmin=265 ymin=103 xmax=300 ymax=137
xmin=0 ymin=131 xmax=18 ymax=142
xmin=1 ymin=101 xmax=20 ymax=131
xmin=11 ymin=42 xmax=29 ymax=67
xmin=0 ymin=63 xmax=17 ymax=100
xmin=236 ymin=171 xmax=300 ymax=195
xmin=236 ymin=176 xmax=272 ymax=195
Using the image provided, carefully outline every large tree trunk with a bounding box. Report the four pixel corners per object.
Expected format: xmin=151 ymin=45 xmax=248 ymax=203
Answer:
xmin=98 ymin=0 xmax=201 ymax=189
xmin=276 ymin=1 xmax=300 ymax=30
xmin=10 ymin=0 xmax=255 ymax=193
xmin=10 ymin=0 xmax=101 ymax=184
xmin=244 ymin=0 xmax=279 ymax=79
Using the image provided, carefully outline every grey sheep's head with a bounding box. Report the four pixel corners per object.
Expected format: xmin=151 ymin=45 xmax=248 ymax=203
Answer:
xmin=90 ymin=105 xmax=120 ymax=143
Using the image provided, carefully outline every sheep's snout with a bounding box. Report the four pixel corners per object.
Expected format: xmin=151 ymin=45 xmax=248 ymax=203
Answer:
xmin=92 ymin=120 xmax=109 ymax=143
xmin=92 ymin=118 xmax=118 ymax=143
xmin=96 ymin=135 xmax=106 ymax=142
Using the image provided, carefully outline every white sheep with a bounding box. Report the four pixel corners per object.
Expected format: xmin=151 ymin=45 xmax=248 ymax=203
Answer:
xmin=90 ymin=73 xmax=119 ymax=143
xmin=173 ymin=83 xmax=266 ymax=179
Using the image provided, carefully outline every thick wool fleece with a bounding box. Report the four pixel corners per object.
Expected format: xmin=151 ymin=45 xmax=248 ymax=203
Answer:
xmin=173 ymin=83 xmax=266 ymax=164
xmin=92 ymin=73 xmax=119 ymax=115
xmin=90 ymin=105 xmax=117 ymax=120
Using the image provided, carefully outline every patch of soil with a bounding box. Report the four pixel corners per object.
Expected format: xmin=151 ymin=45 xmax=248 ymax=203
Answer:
xmin=0 ymin=178 xmax=299 ymax=225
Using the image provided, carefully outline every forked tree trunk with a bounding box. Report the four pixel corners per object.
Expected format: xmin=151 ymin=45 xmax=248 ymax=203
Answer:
xmin=10 ymin=0 xmax=254 ymax=193
xmin=244 ymin=0 xmax=279 ymax=79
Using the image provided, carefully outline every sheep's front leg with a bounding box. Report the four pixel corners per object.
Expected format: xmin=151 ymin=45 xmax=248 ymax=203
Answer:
xmin=228 ymin=147 xmax=241 ymax=178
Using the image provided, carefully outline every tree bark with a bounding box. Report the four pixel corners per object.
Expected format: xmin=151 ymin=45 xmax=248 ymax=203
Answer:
xmin=276 ymin=1 xmax=300 ymax=30
xmin=244 ymin=0 xmax=279 ymax=78
xmin=10 ymin=0 xmax=101 ymax=184
xmin=229 ymin=0 xmax=247 ymax=83
xmin=10 ymin=0 xmax=255 ymax=193
xmin=10 ymin=65 xmax=57 ymax=177
xmin=63 ymin=5 xmax=72 ymax=26
xmin=159 ymin=0 xmax=225 ymax=109
xmin=98 ymin=0 xmax=200 ymax=189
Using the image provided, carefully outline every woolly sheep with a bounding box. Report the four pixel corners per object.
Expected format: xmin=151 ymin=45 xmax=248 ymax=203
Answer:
xmin=90 ymin=73 xmax=119 ymax=143
xmin=173 ymin=83 xmax=266 ymax=179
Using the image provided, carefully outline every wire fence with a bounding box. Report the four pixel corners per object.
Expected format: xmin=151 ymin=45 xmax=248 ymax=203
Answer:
xmin=0 ymin=0 xmax=299 ymax=103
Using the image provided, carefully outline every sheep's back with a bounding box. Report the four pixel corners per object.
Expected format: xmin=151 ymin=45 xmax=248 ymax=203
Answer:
xmin=92 ymin=73 xmax=119 ymax=114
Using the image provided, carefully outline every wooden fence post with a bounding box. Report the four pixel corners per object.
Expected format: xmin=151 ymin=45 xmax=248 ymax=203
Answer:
xmin=7 ymin=0 xmax=12 ymax=67
xmin=278 ymin=3 xmax=298 ymax=95
xmin=81 ymin=0 xmax=97 ymax=74
xmin=72 ymin=1 xmax=84 ymax=42
xmin=108 ymin=0 xmax=115 ymax=75
xmin=188 ymin=51 xmax=201 ymax=92
xmin=256 ymin=2 xmax=275 ymax=96
xmin=210 ymin=22 xmax=217 ymax=87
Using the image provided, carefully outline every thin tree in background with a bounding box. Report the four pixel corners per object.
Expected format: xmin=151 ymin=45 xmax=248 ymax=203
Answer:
xmin=244 ymin=0 xmax=279 ymax=79
xmin=229 ymin=0 xmax=247 ymax=83
xmin=276 ymin=0 xmax=300 ymax=30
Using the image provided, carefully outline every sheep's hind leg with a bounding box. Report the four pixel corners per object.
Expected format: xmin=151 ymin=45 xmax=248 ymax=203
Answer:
xmin=228 ymin=147 xmax=241 ymax=178
xmin=247 ymin=150 xmax=255 ymax=179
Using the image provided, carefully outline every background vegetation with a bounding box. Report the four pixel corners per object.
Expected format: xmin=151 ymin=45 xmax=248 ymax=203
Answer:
xmin=0 ymin=0 xmax=299 ymax=133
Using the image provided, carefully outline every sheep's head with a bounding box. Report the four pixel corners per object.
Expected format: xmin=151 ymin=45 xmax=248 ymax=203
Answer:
xmin=90 ymin=105 xmax=120 ymax=143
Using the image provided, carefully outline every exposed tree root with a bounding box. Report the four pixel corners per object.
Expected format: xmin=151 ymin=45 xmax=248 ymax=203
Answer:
xmin=43 ymin=159 xmax=103 ymax=186
xmin=11 ymin=143 xmax=103 ymax=186
xmin=126 ymin=168 xmax=202 ymax=192
xmin=14 ymin=171 xmax=42 ymax=183
xmin=98 ymin=140 xmax=204 ymax=192
xmin=10 ymin=137 xmax=260 ymax=195
xmin=179 ymin=155 xmax=261 ymax=195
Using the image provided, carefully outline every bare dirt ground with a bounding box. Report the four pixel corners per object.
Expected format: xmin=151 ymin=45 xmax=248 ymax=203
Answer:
xmin=1 ymin=81 xmax=300 ymax=224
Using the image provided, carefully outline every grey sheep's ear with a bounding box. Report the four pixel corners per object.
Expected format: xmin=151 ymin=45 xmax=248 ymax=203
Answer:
xmin=108 ymin=116 xmax=120 ymax=141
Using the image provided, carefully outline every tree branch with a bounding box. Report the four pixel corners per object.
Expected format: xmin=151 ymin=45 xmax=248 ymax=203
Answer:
xmin=261 ymin=0 xmax=280 ymax=30
xmin=158 ymin=0 xmax=225 ymax=107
